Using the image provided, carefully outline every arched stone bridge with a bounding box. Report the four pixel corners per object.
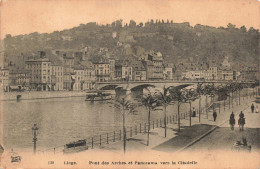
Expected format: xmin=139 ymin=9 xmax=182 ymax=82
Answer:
xmin=95 ymin=80 xmax=256 ymax=100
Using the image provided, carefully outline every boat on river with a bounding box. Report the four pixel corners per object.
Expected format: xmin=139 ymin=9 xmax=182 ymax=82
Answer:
xmin=85 ymin=91 xmax=112 ymax=101
xmin=63 ymin=139 xmax=88 ymax=154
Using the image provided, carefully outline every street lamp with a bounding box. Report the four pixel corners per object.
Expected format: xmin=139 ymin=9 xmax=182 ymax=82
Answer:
xmin=32 ymin=124 xmax=39 ymax=154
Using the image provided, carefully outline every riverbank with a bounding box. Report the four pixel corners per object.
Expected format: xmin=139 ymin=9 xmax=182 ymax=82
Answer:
xmin=0 ymin=91 xmax=87 ymax=101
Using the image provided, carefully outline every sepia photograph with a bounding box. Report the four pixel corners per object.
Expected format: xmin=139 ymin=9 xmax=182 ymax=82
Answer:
xmin=0 ymin=0 xmax=259 ymax=168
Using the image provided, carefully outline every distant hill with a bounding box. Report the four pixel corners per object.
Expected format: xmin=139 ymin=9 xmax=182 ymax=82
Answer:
xmin=2 ymin=20 xmax=259 ymax=68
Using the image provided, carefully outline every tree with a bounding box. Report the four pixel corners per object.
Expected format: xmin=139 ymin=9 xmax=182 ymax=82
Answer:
xmin=112 ymin=19 xmax=123 ymax=30
xmin=142 ymin=91 xmax=161 ymax=146
xmin=113 ymin=95 xmax=136 ymax=153
xmin=216 ymin=85 xmax=229 ymax=111
xmin=227 ymin=23 xmax=236 ymax=29
xmin=204 ymin=84 xmax=217 ymax=117
xmin=234 ymin=83 xmax=243 ymax=105
xmin=240 ymin=25 xmax=247 ymax=32
xmin=5 ymin=34 xmax=12 ymax=39
xmin=155 ymin=86 xmax=173 ymax=137
xmin=139 ymin=22 xmax=144 ymax=27
xmin=196 ymin=83 xmax=204 ymax=122
xmin=228 ymin=82 xmax=237 ymax=108
xmin=182 ymin=88 xmax=199 ymax=126
xmin=129 ymin=20 xmax=137 ymax=28
xmin=169 ymin=88 xmax=187 ymax=132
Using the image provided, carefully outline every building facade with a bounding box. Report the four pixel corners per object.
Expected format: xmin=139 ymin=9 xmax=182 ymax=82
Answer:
xmin=73 ymin=68 xmax=85 ymax=91
xmin=63 ymin=55 xmax=75 ymax=90
xmin=132 ymin=61 xmax=146 ymax=81
xmin=25 ymin=58 xmax=52 ymax=91
xmin=93 ymin=58 xmax=110 ymax=82
xmin=0 ymin=68 xmax=9 ymax=92
xmin=84 ymin=67 xmax=95 ymax=90
xmin=51 ymin=65 xmax=64 ymax=91
xmin=122 ymin=61 xmax=132 ymax=81
xmin=9 ymin=69 xmax=31 ymax=91
xmin=145 ymin=52 xmax=164 ymax=80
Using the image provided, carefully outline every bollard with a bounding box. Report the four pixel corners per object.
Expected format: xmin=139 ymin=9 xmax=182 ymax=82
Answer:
xmin=113 ymin=131 xmax=115 ymax=142
xmin=170 ymin=116 xmax=172 ymax=123
xmin=153 ymin=121 xmax=154 ymax=129
xmin=100 ymin=135 xmax=102 ymax=146
xmin=135 ymin=125 xmax=137 ymax=135
xmin=167 ymin=117 xmax=168 ymax=124
xmin=92 ymin=137 xmax=94 ymax=149
xmin=119 ymin=130 xmax=121 ymax=140
xmin=130 ymin=127 xmax=132 ymax=137
xmin=107 ymin=133 xmax=108 ymax=144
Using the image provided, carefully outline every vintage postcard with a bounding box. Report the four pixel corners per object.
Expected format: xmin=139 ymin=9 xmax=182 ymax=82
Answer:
xmin=0 ymin=0 xmax=259 ymax=168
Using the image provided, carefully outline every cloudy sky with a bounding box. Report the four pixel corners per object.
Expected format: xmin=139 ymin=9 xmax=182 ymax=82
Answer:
xmin=0 ymin=0 xmax=259 ymax=38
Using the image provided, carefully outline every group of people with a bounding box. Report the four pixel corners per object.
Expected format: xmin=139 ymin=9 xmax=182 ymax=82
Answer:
xmin=190 ymin=103 xmax=258 ymax=125
xmin=229 ymin=111 xmax=246 ymax=131
xmin=251 ymin=104 xmax=259 ymax=113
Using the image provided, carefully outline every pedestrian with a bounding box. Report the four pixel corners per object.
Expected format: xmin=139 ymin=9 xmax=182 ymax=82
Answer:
xmin=251 ymin=104 xmax=254 ymax=113
xmin=239 ymin=111 xmax=244 ymax=118
xmin=229 ymin=112 xmax=235 ymax=130
xmin=230 ymin=112 xmax=235 ymax=119
xmin=192 ymin=107 xmax=196 ymax=117
xmin=213 ymin=110 xmax=217 ymax=121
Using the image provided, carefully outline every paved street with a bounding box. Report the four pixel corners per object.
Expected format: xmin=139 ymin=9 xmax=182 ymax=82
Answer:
xmin=184 ymin=102 xmax=260 ymax=152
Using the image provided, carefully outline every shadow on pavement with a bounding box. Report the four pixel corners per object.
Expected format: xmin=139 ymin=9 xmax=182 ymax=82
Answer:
xmin=153 ymin=124 xmax=216 ymax=152
xmin=153 ymin=124 xmax=260 ymax=152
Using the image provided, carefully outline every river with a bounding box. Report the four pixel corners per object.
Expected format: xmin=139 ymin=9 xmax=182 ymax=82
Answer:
xmin=2 ymin=95 xmax=208 ymax=151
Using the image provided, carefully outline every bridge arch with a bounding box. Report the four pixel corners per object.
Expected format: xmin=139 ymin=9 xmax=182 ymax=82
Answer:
xmin=98 ymin=84 xmax=118 ymax=90
xmin=130 ymin=84 xmax=156 ymax=91
xmin=130 ymin=84 xmax=156 ymax=100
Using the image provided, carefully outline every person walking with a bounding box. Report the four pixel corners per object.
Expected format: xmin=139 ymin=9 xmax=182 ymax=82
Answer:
xmin=192 ymin=107 xmax=196 ymax=117
xmin=229 ymin=112 xmax=235 ymax=130
xmin=213 ymin=110 xmax=217 ymax=122
xmin=251 ymin=104 xmax=254 ymax=113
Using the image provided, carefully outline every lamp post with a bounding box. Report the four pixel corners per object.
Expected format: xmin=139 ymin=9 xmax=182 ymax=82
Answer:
xmin=32 ymin=124 xmax=39 ymax=155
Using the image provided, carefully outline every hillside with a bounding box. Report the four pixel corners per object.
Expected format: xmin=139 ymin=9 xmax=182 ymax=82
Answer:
xmin=3 ymin=20 xmax=259 ymax=68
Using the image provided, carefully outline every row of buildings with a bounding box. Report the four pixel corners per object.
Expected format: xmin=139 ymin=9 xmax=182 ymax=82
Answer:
xmin=180 ymin=56 xmax=259 ymax=81
xmin=0 ymin=50 xmax=258 ymax=92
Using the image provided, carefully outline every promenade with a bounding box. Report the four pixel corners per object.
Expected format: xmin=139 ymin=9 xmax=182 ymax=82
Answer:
xmin=87 ymin=93 xmax=259 ymax=153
